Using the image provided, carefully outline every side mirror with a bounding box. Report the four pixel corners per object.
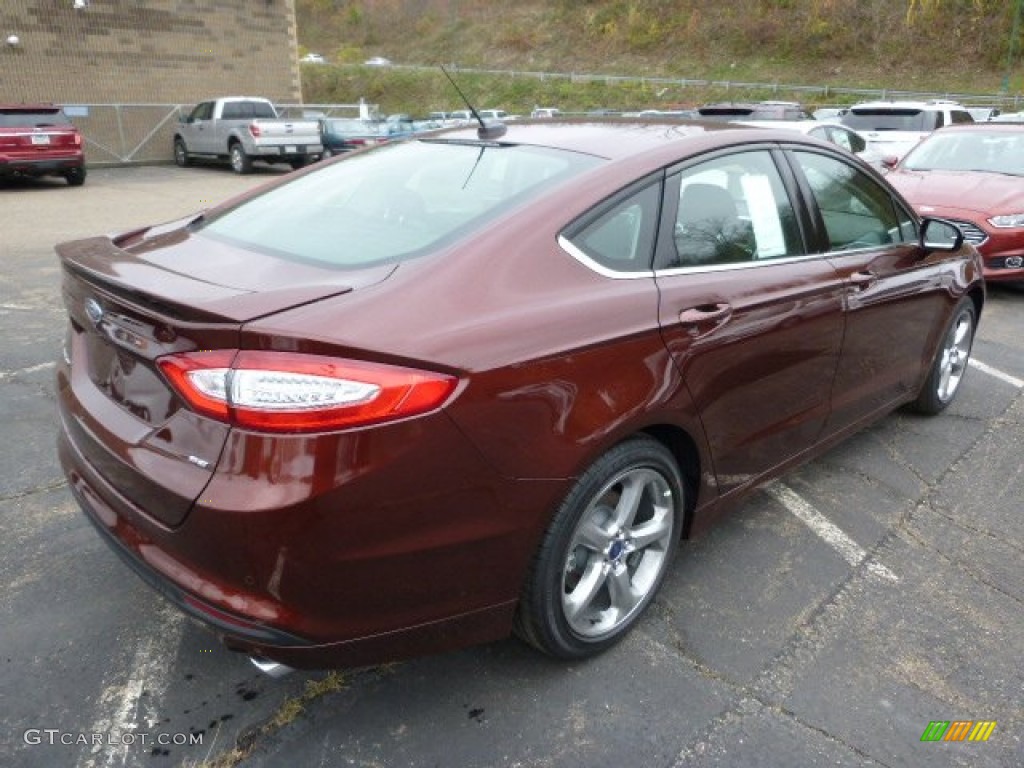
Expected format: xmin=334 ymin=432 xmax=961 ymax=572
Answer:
xmin=919 ymin=217 xmax=964 ymax=252
xmin=881 ymin=155 xmax=899 ymax=170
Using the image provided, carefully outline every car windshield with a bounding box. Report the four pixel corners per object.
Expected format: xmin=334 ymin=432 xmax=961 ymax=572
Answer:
xmin=199 ymin=140 xmax=602 ymax=268
xmin=842 ymin=109 xmax=931 ymax=131
xmin=0 ymin=108 xmax=69 ymax=127
xmin=902 ymin=131 xmax=1024 ymax=175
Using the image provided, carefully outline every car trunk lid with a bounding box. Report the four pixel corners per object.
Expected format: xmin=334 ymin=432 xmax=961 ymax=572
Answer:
xmin=57 ymin=221 xmax=394 ymax=527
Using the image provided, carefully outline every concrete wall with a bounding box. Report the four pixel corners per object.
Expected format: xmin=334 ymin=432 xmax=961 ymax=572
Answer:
xmin=0 ymin=0 xmax=302 ymax=163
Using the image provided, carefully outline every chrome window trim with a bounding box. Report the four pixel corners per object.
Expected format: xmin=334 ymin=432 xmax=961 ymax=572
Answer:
xmin=652 ymin=250 xmax=830 ymax=277
xmin=558 ymin=235 xmax=655 ymax=280
xmin=560 ymin=232 xmax=910 ymax=279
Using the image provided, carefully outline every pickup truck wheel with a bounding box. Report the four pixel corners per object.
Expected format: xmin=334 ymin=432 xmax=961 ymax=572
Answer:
xmin=229 ymin=144 xmax=253 ymax=175
xmin=173 ymin=138 xmax=191 ymax=168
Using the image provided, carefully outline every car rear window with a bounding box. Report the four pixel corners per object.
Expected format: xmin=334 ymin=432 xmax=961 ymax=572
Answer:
xmin=220 ymin=101 xmax=278 ymax=120
xmin=199 ymin=139 xmax=602 ymax=268
xmin=841 ymin=109 xmax=932 ymax=132
xmin=0 ymin=108 xmax=69 ymax=127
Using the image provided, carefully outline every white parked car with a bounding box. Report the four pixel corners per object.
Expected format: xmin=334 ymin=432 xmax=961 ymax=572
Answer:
xmin=839 ymin=100 xmax=973 ymax=163
xmin=738 ymin=120 xmax=885 ymax=169
xmin=300 ymin=53 xmax=325 ymax=64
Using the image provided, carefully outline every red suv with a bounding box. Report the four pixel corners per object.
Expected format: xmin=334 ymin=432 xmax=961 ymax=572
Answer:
xmin=0 ymin=104 xmax=86 ymax=186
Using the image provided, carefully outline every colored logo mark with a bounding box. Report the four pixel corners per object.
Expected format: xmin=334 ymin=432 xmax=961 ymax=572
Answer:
xmin=920 ymin=721 xmax=996 ymax=742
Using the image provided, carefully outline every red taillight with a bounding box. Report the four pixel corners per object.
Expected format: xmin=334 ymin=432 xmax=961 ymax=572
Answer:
xmin=73 ymin=133 xmax=82 ymax=147
xmin=157 ymin=350 xmax=458 ymax=433
xmin=249 ymin=122 xmax=261 ymax=138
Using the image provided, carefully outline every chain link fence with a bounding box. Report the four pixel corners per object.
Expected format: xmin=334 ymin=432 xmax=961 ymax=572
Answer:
xmin=68 ymin=103 xmax=368 ymax=167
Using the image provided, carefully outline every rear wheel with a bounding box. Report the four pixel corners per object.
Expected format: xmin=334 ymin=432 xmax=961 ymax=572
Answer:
xmin=908 ymin=297 xmax=976 ymax=415
xmin=64 ymin=166 xmax=86 ymax=186
xmin=229 ymin=143 xmax=252 ymax=175
xmin=515 ymin=437 xmax=684 ymax=659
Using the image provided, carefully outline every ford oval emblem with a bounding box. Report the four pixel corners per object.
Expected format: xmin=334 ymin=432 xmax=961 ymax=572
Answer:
xmin=84 ymin=298 xmax=103 ymax=326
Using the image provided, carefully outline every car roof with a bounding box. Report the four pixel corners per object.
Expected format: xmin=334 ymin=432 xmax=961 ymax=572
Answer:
xmin=736 ymin=120 xmax=834 ymax=132
xmin=849 ymin=100 xmax=963 ymax=111
xmin=422 ymin=119 xmax=837 ymax=173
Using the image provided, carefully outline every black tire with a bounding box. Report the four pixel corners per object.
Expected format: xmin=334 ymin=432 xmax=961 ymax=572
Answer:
xmin=908 ymin=297 xmax=976 ymax=415
xmin=64 ymin=166 xmax=86 ymax=186
xmin=514 ymin=436 xmax=684 ymax=659
xmin=173 ymin=138 xmax=191 ymax=168
xmin=320 ymin=148 xmax=334 ymax=160
xmin=229 ymin=143 xmax=252 ymax=175
xmin=289 ymin=157 xmax=308 ymax=171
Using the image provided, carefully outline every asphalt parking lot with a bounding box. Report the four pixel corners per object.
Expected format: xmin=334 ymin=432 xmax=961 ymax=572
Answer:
xmin=1 ymin=166 xmax=1021 ymax=768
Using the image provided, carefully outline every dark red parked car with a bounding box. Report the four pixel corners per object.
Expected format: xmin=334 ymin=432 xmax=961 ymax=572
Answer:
xmin=56 ymin=120 xmax=984 ymax=673
xmin=884 ymin=123 xmax=1024 ymax=285
xmin=0 ymin=103 xmax=85 ymax=185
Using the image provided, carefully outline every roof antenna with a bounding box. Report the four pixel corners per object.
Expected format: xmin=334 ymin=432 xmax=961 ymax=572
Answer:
xmin=440 ymin=65 xmax=507 ymax=140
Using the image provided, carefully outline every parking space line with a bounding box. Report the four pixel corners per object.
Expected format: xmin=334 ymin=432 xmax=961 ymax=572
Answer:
xmin=969 ymin=358 xmax=1024 ymax=389
xmin=766 ymin=483 xmax=899 ymax=582
xmin=77 ymin=607 xmax=184 ymax=768
xmin=0 ymin=361 xmax=55 ymax=382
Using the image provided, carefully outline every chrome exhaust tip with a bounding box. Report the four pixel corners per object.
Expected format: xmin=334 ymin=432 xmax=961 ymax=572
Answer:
xmin=249 ymin=656 xmax=294 ymax=678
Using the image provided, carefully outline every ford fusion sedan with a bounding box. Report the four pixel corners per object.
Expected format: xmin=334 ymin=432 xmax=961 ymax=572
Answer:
xmin=56 ymin=120 xmax=984 ymax=672
xmin=885 ymin=123 xmax=1024 ymax=285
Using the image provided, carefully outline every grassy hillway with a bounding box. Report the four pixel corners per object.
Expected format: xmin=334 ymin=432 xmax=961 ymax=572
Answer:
xmin=295 ymin=0 xmax=1024 ymax=115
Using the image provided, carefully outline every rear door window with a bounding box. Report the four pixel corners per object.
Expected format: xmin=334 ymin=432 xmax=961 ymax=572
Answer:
xmin=662 ymin=150 xmax=804 ymax=268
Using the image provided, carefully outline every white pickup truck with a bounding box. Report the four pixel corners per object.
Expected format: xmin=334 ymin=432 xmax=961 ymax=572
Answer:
xmin=173 ymin=97 xmax=322 ymax=174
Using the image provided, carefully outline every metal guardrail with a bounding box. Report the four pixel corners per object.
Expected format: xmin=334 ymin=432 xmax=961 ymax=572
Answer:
xmin=394 ymin=63 xmax=1024 ymax=108
xmin=67 ymin=103 xmax=370 ymax=166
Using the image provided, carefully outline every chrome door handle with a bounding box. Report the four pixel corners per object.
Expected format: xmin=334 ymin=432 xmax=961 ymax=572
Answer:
xmin=679 ymin=302 xmax=731 ymax=324
xmin=849 ymin=271 xmax=877 ymax=291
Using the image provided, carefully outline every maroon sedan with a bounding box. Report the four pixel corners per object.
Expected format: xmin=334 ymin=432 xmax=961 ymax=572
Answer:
xmin=885 ymin=123 xmax=1024 ymax=285
xmin=56 ymin=120 xmax=984 ymax=673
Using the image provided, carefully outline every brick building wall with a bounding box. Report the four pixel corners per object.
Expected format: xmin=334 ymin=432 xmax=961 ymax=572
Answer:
xmin=0 ymin=0 xmax=302 ymax=163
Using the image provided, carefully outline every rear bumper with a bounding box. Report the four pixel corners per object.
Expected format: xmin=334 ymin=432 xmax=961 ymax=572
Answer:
xmin=0 ymin=152 xmax=83 ymax=177
xmin=252 ymin=143 xmax=323 ymax=158
xmin=57 ymin=369 xmax=564 ymax=669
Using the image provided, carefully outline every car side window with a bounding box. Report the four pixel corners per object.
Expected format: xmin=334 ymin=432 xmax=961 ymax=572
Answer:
xmin=189 ymin=102 xmax=213 ymax=121
xmin=564 ymin=183 xmax=661 ymax=273
xmin=792 ymin=151 xmax=913 ymax=251
xmin=669 ymin=151 xmax=803 ymax=267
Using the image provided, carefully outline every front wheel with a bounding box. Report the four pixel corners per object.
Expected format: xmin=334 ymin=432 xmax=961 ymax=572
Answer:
xmin=173 ymin=138 xmax=191 ymax=167
xmin=515 ymin=437 xmax=684 ymax=659
xmin=229 ymin=144 xmax=252 ymax=175
xmin=908 ymin=297 xmax=976 ymax=415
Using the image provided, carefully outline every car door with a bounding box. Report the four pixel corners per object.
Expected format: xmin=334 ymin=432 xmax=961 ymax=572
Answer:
xmin=184 ymin=101 xmax=215 ymax=154
xmin=654 ymin=147 xmax=846 ymax=496
xmin=783 ymin=148 xmax=951 ymax=434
